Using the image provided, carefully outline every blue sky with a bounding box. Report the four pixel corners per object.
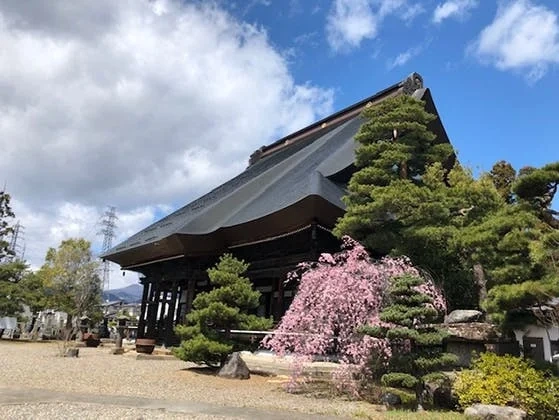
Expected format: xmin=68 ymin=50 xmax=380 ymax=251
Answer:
xmin=0 ymin=0 xmax=557 ymax=288
xmin=228 ymin=0 xmax=558 ymax=174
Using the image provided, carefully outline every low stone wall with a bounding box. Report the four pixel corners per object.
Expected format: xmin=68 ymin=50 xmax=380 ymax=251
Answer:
xmin=239 ymin=351 xmax=338 ymax=378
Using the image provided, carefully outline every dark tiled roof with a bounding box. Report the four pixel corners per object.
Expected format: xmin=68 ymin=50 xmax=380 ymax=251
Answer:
xmin=103 ymin=73 xmax=446 ymax=265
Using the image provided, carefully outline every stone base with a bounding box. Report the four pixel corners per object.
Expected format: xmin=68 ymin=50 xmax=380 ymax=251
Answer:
xmin=109 ymin=348 xmax=125 ymax=355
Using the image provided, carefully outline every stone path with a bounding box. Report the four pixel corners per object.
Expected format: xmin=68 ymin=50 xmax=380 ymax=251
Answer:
xmin=0 ymin=387 xmax=342 ymax=419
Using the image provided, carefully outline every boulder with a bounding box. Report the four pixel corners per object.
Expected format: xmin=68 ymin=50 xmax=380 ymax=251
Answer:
xmin=464 ymin=404 xmax=526 ymax=419
xmin=424 ymin=377 xmax=457 ymax=410
xmin=445 ymin=310 xmax=483 ymax=324
xmin=433 ymin=383 xmax=457 ymax=410
xmin=218 ymin=352 xmax=250 ymax=380
xmin=380 ymin=392 xmax=402 ymax=408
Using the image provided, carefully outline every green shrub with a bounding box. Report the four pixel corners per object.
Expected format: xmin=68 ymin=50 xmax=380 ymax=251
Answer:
xmin=454 ymin=352 xmax=559 ymax=419
xmin=533 ymin=359 xmax=559 ymax=377
xmin=173 ymin=254 xmax=273 ymax=367
xmin=383 ymin=387 xmax=417 ymax=408
xmin=381 ymin=372 xmax=419 ymax=389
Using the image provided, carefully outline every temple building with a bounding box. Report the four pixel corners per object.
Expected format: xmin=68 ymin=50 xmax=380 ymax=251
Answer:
xmin=102 ymin=72 xmax=452 ymax=345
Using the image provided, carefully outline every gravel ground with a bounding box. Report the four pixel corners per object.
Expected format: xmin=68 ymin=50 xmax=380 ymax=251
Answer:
xmin=0 ymin=341 xmax=378 ymax=419
xmin=2 ymin=402 xmax=217 ymax=419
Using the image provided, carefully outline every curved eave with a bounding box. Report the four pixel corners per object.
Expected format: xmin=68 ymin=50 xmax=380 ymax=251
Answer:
xmin=105 ymin=195 xmax=344 ymax=268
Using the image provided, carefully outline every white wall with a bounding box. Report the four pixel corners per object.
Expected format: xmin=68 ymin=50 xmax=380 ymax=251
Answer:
xmin=514 ymin=325 xmax=559 ymax=362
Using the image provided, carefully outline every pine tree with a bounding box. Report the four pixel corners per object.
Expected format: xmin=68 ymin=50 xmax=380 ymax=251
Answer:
xmin=174 ymin=254 xmax=273 ymax=367
xmin=335 ymin=95 xmax=453 ymax=255
xmin=362 ymin=274 xmax=457 ymax=410
xmin=513 ymin=162 xmax=559 ymax=229
xmin=479 ymin=162 xmax=559 ymax=324
xmin=489 ymin=160 xmax=517 ymax=204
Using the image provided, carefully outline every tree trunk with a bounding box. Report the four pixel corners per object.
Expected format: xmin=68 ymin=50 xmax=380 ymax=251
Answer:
xmin=473 ymin=263 xmax=487 ymax=315
xmin=416 ymin=380 xmax=425 ymax=412
xmin=399 ymin=162 xmax=408 ymax=180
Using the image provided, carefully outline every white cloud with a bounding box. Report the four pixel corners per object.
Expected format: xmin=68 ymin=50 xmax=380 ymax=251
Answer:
xmin=402 ymin=4 xmax=425 ymax=23
xmin=326 ymin=0 xmax=424 ymax=52
xmin=470 ymin=0 xmax=559 ymax=82
xmin=432 ymin=0 xmax=478 ymax=24
xmin=387 ymin=45 xmax=423 ymax=69
xmin=327 ymin=0 xmax=379 ymax=51
xmin=0 ymin=0 xmax=334 ymax=285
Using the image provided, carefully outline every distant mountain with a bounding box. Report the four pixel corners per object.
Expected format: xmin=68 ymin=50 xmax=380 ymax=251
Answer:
xmin=102 ymin=283 xmax=143 ymax=303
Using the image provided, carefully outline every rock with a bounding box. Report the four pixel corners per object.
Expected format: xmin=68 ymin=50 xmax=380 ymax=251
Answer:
xmin=380 ymin=392 xmax=402 ymax=408
xmin=218 ymin=352 xmax=250 ymax=380
xmin=64 ymin=348 xmax=79 ymax=357
xmin=424 ymin=376 xmax=457 ymax=410
xmin=445 ymin=310 xmax=483 ymax=324
xmin=464 ymin=404 xmax=526 ymax=419
xmin=83 ymin=333 xmax=100 ymax=348
xmin=433 ymin=383 xmax=457 ymax=409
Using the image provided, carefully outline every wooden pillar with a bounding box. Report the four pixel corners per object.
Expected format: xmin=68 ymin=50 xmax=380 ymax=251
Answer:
xmin=137 ymin=280 xmax=150 ymax=338
xmin=164 ymin=281 xmax=179 ymax=346
xmin=186 ymin=277 xmax=196 ymax=314
xmin=156 ymin=288 xmax=166 ymax=341
xmin=310 ymin=221 xmax=319 ymax=259
xmin=146 ymin=279 xmax=159 ymax=338
xmin=274 ymin=274 xmax=284 ymax=321
xmin=174 ymin=285 xmax=183 ymax=325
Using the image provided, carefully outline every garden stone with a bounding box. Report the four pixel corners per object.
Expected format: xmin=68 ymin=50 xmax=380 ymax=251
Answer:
xmin=432 ymin=382 xmax=457 ymax=409
xmin=445 ymin=310 xmax=483 ymax=324
xmin=424 ymin=376 xmax=457 ymax=409
xmin=218 ymin=352 xmax=250 ymax=379
xmin=380 ymin=392 xmax=402 ymax=408
xmin=464 ymin=404 xmax=526 ymax=419
xmin=64 ymin=348 xmax=79 ymax=358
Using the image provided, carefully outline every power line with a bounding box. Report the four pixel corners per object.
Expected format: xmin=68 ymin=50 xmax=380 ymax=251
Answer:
xmin=98 ymin=206 xmax=117 ymax=291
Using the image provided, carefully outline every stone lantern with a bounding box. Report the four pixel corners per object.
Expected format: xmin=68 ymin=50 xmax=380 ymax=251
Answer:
xmin=111 ymin=313 xmax=129 ymax=355
xmin=78 ymin=315 xmax=90 ymax=341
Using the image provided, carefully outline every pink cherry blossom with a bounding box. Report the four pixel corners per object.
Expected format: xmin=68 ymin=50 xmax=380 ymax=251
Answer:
xmin=262 ymin=236 xmax=446 ymax=394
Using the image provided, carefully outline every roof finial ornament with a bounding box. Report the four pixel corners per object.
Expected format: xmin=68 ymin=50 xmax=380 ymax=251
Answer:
xmin=402 ymin=72 xmax=423 ymax=95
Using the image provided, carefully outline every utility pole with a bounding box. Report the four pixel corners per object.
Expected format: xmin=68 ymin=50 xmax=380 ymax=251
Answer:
xmin=98 ymin=206 xmax=117 ymax=291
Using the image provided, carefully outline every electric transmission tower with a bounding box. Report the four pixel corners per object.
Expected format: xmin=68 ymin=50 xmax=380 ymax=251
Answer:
xmin=8 ymin=221 xmax=25 ymax=261
xmin=98 ymin=206 xmax=117 ymax=291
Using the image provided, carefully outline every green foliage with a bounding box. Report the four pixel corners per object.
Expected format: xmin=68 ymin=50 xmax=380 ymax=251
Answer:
xmin=37 ymin=238 xmax=102 ymax=322
xmin=454 ymin=353 xmax=559 ymax=419
xmin=490 ymin=160 xmax=516 ymax=203
xmin=336 ymin=95 xmax=453 ymax=257
xmin=174 ymin=254 xmax=273 ymax=367
xmin=0 ymin=189 xmax=15 ymax=261
xmin=381 ymin=372 xmax=419 ymax=389
xmin=172 ymin=329 xmax=233 ymax=367
xmin=513 ymin=162 xmax=559 ymax=228
xmin=335 ymin=95 xmax=505 ymax=309
xmin=484 ymin=277 xmax=559 ymax=325
xmin=0 ymin=191 xmax=49 ymax=318
xmin=0 ymin=260 xmax=28 ymax=316
xmin=382 ymin=387 xmax=417 ymax=408
xmin=365 ymin=274 xmax=457 ymax=408
xmin=335 ymin=86 xmax=558 ymax=321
